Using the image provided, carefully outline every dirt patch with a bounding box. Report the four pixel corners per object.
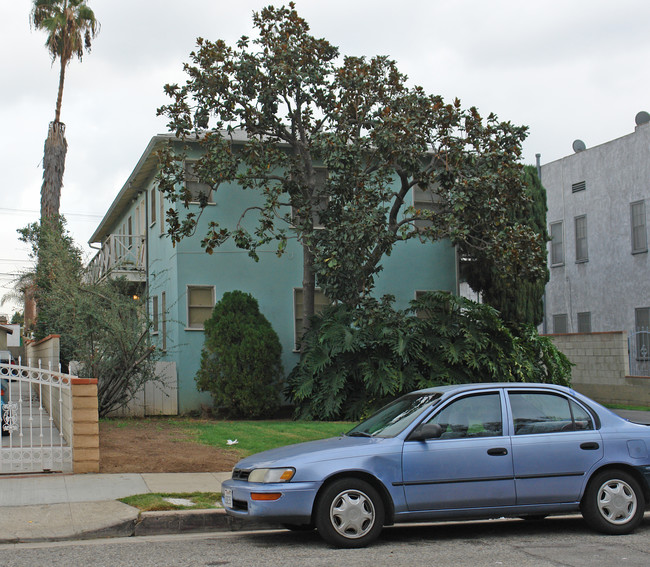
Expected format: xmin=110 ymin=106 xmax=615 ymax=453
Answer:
xmin=99 ymin=420 xmax=240 ymax=473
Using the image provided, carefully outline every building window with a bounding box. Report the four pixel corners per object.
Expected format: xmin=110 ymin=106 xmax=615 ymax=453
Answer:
xmin=553 ymin=314 xmax=568 ymax=334
xmin=574 ymin=215 xmax=588 ymax=262
xmin=413 ymin=185 xmax=442 ymax=230
xmin=631 ymin=200 xmax=647 ymax=254
xmin=577 ymin=312 xmax=591 ymax=333
xmin=414 ymin=290 xmax=436 ymax=318
xmin=185 ymin=161 xmax=214 ymax=203
xmin=150 ymin=187 xmax=157 ymax=225
xmin=187 ymin=286 xmax=215 ymax=329
xmin=127 ymin=216 xmax=133 ymax=248
xmin=571 ymin=181 xmax=586 ymax=193
xmin=152 ymin=295 xmax=159 ymax=334
xmin=550 ymin=221 xmax=564 ymax=266
xmin=294 ymin=288 xmax=330 ymax=350
xmin=161 ymin=292 xmax=167 ymax=352
xmin=159 ymin=191 xmax=165 ymax=235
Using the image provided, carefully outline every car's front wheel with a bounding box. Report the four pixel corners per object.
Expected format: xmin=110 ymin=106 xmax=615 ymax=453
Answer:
xmin=581 ymin=469 xmax=645 ymax=534
xmin=315 ymin=478 xmax=385 ymax=548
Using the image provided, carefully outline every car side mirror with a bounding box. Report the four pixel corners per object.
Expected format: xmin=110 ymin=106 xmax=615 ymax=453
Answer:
xmin=409 ymin=423 xmax=442 ymax=441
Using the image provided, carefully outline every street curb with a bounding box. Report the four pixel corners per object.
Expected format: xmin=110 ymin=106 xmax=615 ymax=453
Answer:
xmin=0 ymin=508 xmax=280 ymax=544
xmin=134 ymin=508 xmax=230 ymax=536
xmin=134 ymin=508 xmax=281 ymax=536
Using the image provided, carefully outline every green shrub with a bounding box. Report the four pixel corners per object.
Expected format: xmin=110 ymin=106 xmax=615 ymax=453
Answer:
xmin=285 ymin=291 xmax=572 ymax=421
xmin=196 ymin=291 xmax=283 ymax=418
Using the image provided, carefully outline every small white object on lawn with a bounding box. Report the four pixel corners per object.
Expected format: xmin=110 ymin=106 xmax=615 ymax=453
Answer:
xmin=227 ymin=439 xmax=238 ymax=445
xmin=163 ymin=498 xmax=196 ymax=507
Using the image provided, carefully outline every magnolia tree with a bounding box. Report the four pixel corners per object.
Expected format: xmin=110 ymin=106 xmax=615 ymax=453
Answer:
xmin=157 ymin=3 xmax=545 ymax=343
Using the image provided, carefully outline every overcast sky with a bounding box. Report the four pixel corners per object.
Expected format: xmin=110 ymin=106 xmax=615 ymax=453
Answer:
xmin=1 ymin=0 xmax=649 ymax=316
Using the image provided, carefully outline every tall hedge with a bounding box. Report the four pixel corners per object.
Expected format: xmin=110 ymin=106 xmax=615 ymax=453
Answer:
xmin=196 ymin=290 xmax=283 ymax=418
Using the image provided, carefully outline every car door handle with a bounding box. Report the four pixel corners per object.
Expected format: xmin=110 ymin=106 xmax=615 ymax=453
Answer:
xmin=487 ymin=447 xmax=508 ymax=456
xmin=580 ymin=442 xmax=600 ymax=450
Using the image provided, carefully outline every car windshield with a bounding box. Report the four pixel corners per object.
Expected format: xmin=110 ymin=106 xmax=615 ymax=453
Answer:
xmin=347 ymin=393 xmax=441 ymax=438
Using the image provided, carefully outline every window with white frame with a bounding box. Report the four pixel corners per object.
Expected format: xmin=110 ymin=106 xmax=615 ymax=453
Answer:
xmin=161 ymin=292 xmax=167 ymax=351
xmin=414 ymin=290 xmax=435 ymax=318
xmin=185 ymin=161 xmax=214 ymax=203
xmin=150 ymin=187 xmax=157 ymax=225
xmin=550 ymin=221 xmax=564 ymax=266
xmin=574 ymin=215 xmax=588 ymax=262
xmin=294 ymin=287 xmax=330 ymax=350
xmin=152 ymin=295 xmax=159 ymax=334
xmin=159 ymin=190 xmax=165 ymax=235
xmin=413 ymin=184 xmax=442 ymax=230
xmin=187 ymin=285 xmax=215 ymax=329
xmin=631 ymin=200 xmax=647 ymax=254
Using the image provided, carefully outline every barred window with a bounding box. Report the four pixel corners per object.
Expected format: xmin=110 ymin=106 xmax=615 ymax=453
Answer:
xmin=550 ymin=221 xmax=564 ymax=265
xmin=575 ymin=215 xmax=588 ymax=262
xmin=631 ymin=200 xmax=647 ymax=254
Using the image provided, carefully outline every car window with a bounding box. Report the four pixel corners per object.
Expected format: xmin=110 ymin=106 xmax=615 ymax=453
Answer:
xmin=509 ymin=392 xmax=594 ymax=435
xmin=426 ymin=393 xmax=503 ymax=439
xmin=347 ymin=393 xmax=441 ymax=438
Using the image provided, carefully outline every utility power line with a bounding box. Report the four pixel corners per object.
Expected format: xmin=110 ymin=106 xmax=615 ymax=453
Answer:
xmin=0 ymin=207 xmax=103 ymax=219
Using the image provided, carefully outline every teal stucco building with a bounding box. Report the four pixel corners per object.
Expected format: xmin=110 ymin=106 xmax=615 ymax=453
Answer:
xmin=88 ymin=134 xmax=458 ymax=414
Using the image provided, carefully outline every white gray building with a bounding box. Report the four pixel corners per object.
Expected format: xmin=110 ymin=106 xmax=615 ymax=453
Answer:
xmin=541 ymin=112 xmax=650 ymax=372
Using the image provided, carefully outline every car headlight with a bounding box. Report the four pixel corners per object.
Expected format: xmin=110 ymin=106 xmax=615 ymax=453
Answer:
xmin=248 ymin=467 xmax=295 ymax=483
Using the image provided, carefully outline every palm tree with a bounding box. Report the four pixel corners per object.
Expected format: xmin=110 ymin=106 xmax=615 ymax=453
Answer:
xmin=30 ymin=0 xmax=99 ymax=219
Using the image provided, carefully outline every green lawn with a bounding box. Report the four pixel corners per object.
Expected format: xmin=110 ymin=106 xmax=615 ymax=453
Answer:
xmin=121 ymin=492 xmax=222 ymax=511
xmin=186 ymin=420 xmax=354 ymax=457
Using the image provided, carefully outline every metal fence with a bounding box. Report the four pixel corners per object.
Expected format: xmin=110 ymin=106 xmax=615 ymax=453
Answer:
xmin=1 ymin=359 xmax=74 ymax=474
xmin=628 ymin=329 xmax=650 ymax=377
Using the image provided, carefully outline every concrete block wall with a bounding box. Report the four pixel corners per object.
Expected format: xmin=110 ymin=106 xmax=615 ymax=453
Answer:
xmin=548 ymin=331 xmax=650 ymax=407
xmin=24 ymin=334 xmax=61 ymax=368
xmin=71 ymin=378 xmax=99 ymax=473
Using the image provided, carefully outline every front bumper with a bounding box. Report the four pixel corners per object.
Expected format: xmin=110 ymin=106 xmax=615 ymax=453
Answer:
xmin=221 ymin=478 xmax=322 ymax=524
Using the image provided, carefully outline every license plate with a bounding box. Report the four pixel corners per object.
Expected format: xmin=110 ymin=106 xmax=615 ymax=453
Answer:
xmin=223 ymin=488 xmax=233 ymax=508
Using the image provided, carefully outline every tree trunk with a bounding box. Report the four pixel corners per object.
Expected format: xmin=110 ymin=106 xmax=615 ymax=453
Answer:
xmin=55 ymin=55 xmax=67 ymax=124
xmin=300 ymin=244 xmax=316 ymax=353
xmin=40 ymin=121 xmax=68 ymax=220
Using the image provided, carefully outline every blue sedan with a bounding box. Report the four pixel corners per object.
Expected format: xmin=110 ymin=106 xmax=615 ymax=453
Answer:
xmin=221 ymin=383 xmax=650 ymax=547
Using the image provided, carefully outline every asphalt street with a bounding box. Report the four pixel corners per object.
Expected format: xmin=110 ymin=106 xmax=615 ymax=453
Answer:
xmin=1 ymin=515 xmax=650 ymax=567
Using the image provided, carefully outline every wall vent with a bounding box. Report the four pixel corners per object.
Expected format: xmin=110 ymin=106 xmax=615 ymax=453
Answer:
xmin=572 ymin=181 xmax=586 ymax=193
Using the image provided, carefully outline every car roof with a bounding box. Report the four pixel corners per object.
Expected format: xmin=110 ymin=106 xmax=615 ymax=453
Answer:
xmin=414 ymin=382 xmax=575 ymax=396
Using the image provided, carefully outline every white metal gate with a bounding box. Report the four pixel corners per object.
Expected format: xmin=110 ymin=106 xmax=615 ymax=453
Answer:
xmin=1 ymin=360 xmax=73 ymax=474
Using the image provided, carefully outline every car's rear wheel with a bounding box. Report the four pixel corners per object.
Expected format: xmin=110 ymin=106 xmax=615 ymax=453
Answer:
xmin=581 ymin=469 xmax=645 ymax=534
xmin=315 ymin=478 xmax=384 ymax=548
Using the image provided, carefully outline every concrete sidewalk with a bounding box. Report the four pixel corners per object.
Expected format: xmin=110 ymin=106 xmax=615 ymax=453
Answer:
xmin=0 ymin=472 xmax=236 ymax=544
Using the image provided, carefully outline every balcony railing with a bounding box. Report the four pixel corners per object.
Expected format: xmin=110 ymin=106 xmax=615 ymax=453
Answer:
xmin=86 ymin=234 xmax=146 ymax=284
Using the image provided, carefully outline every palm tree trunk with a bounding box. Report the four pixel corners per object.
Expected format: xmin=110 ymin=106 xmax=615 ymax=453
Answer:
xmin=40 ymin=121 xmax=67 ymax=220
xmin=54 ymin=52 xmax=66 ymax=123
